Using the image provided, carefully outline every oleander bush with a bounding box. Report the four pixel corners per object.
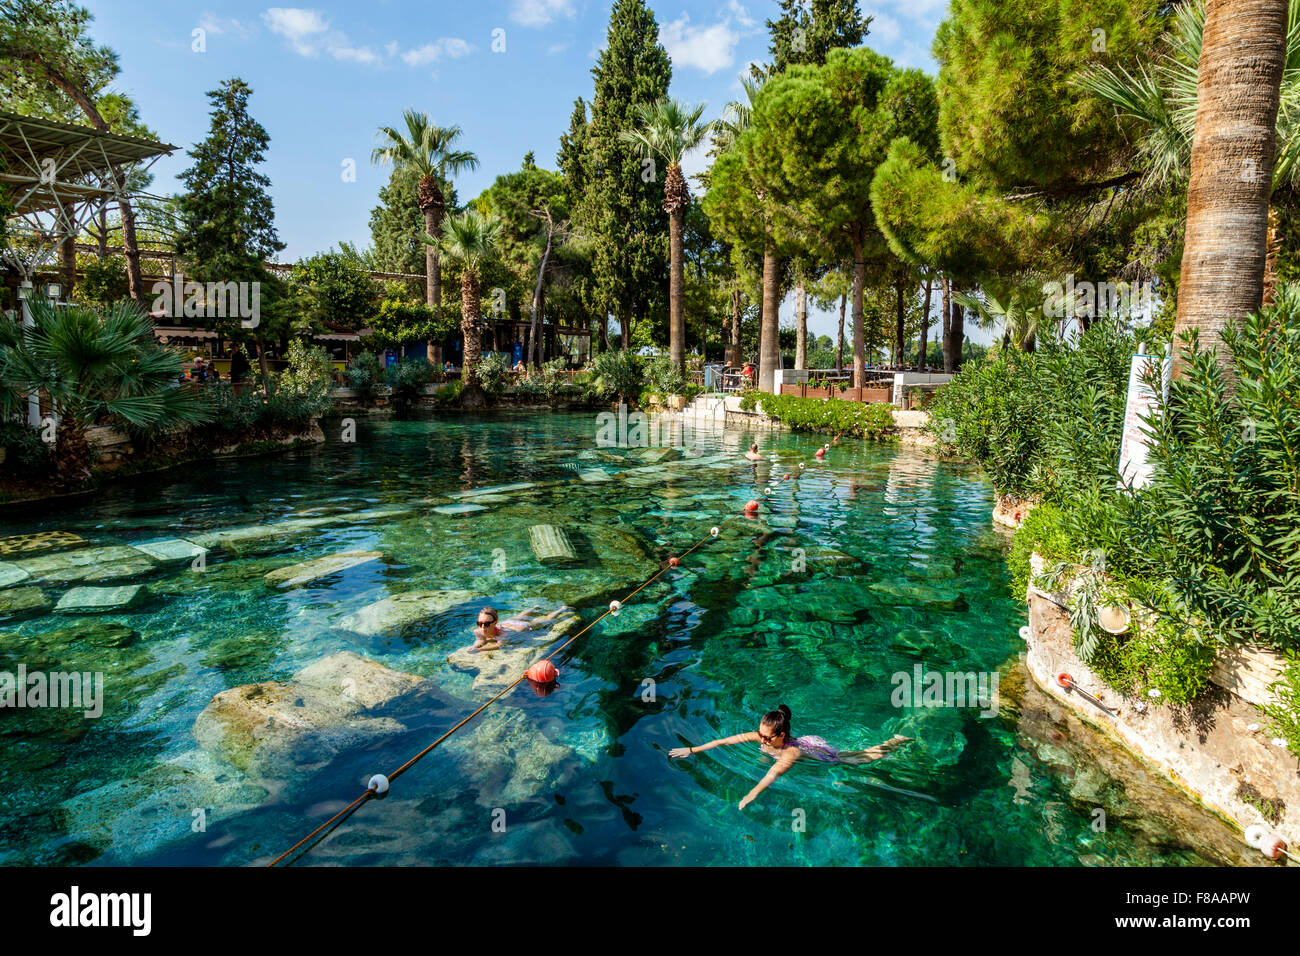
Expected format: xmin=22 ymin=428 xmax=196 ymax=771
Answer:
xmin=756 ymin=393 xmax=896 ymax=440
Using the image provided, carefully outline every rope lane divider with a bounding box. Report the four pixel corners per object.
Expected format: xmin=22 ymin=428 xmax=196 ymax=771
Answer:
xmin=268 ymin=457 xmax=814 ymax=866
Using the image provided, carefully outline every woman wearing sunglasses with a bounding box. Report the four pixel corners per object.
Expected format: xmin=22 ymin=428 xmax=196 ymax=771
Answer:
xmin=471 ymin=605 xmax=568 ymax=652
xmin=669 ymin=704 xmax=913 ymax=809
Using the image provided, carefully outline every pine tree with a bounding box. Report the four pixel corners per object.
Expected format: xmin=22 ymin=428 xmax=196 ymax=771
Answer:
xmin=574 ymin=0 xmax=672 ymax=351
xmin=752 ymin=0 xmax=871 ymax=79
xmin=174 ymin=77 xmax=285 ymax=380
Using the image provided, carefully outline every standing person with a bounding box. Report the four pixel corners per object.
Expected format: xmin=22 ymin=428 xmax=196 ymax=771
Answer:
xmin=669 ymin=704 xmax=913 ymax=809
xmin=229 ymin=344 xmax=251 ymax=385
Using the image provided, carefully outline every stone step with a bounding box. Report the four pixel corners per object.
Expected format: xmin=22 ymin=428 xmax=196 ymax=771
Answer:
xmin=263 ymin=551 xmax=383 ymax=590
xmin=54 ymin=584 xmax=149 ymax=614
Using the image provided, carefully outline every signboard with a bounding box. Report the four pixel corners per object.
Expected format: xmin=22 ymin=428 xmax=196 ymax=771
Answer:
xmin=1117 ymin=352 xmax=1171 ymax=491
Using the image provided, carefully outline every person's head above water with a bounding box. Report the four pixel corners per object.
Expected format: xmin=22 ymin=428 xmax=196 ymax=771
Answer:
xmin=749 ymin=443 xmax=758 ymax=453
xmin=476 ymin=607 xmax=500 ymax=633
xmin=759 ymin=704 xmax=793 ymax=746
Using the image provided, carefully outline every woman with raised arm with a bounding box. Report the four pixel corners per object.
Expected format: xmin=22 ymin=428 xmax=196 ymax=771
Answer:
xmin=669 ymin=704 xmax=913 ymax=809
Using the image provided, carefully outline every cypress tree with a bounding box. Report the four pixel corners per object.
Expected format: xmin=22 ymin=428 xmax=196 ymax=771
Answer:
xmin=574 ymin=0 xmax=671 ymax=350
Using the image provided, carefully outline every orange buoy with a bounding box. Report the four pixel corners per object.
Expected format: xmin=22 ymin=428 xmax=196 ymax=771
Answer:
xmin=1056 ymin=673 xmax=1074 ymax=689
xmin=744 ymin=500 xmax=760 ymax=512
xmin=783 ymin=473 xmax=791 ymax=480
xmin=668 ymin=556 xmax=680 ymax=567
xmin=815 ymin=448 xmax=826 ymax=458
xmin=526 ymin=660 xmax=558 ymax=683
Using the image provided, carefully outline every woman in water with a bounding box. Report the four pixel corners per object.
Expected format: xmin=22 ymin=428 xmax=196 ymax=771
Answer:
xmin=669 ymin=704 xmax=913 ymax=809
xmin=471 ymin=605 xmax=568 ymax=652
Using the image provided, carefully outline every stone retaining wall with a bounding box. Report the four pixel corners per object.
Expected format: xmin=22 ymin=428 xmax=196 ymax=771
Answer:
xmin=1022 ymin=561 xmax=1298 ymax=858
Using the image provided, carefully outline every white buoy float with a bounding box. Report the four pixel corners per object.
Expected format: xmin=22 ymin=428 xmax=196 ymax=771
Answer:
xmin=1018 ymin=625 xmax=1031 ymax=641
xmin=609 ymin=600 xmax=622 ymax=617
xmin=710 ymin=526 xmax=719 ymax=537
xmin=368 ymin=774 xmax=389 ymax=795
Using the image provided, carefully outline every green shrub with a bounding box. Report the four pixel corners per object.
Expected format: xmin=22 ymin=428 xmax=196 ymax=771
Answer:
xmin=0 ymin=420 xmax=52 ymax=477
xmin=474 ymin=352 xmax=511 ymax=400
xmin=1263 ymin=650 xmax=1300 ymax=759
xmin=756 ymin=393 xmax=896 ymax=440
xmin=738 ymin=389 xmax=759 ymax=412
xmin=277 ymin=340 xmax=333 ymax=417
xmin=386 ymin=357 xmax=437 ymax=405
xmin=1089 ymin=610 xmax=1217 ymax=707
xmin=644 ymin=357 xmax=688 ymax=397
xmin=1007 ymin=502 xmax=1076 ymax=599
xmin=592 ymin=350 xmax=643 ymax=403
xmin=344 ymin=351 xmax=385 ymax=401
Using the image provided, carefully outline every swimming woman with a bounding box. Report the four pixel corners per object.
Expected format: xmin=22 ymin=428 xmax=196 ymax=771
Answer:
xmin=669 ymin=704 xmax=913 ymax=809
xmin=470 ymin=605 xmax=567 ymax=652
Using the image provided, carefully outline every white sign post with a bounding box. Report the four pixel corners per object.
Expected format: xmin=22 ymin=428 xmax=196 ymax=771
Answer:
xmin=1117 ymin=350 xmax=1171 ymax=491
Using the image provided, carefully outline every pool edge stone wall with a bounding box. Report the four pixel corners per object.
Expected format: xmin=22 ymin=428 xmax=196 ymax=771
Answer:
xmin=1023 ymin=557 xmax=1299 ymax=860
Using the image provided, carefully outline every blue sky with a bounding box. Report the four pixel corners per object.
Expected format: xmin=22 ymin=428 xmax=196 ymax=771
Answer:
xmin=83 ymin=0 xmax=952 ymax=339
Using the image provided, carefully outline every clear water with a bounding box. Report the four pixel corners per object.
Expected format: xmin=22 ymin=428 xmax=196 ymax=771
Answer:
xmin=0 ymin=411 xmax=1221 ymax=866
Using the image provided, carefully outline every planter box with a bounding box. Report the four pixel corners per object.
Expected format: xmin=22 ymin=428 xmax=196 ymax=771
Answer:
xmin=805 ymin=387 xmax=831 ymax=400
xmin=780 ymin=384 xmax=804 ymax=398
xmin=861 ymin=388 xmax=891 ymax=404
xmin=836 ymin=387 xmax=861 ymax=402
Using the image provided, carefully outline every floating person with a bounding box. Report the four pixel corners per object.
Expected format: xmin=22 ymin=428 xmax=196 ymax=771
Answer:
xmin=470 ymin=605 xmax=568 ymax=653
xmin=745 ymin=442 xmax=763 ymax=461
xmin=669 ymin=704 xmax=913 ymax=809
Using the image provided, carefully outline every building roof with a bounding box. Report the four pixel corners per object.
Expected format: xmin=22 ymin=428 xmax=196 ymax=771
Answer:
xmin=0 ymin=108 xmax=175 ymax=216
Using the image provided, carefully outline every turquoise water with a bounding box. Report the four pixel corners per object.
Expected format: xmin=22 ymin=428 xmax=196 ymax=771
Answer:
xmin=0 ymin=411 xmax=1219 ymax=865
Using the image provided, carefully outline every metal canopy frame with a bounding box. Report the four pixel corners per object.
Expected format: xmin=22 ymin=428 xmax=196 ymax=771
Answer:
xmin=0 ymin=108 xmax=175 ymax=279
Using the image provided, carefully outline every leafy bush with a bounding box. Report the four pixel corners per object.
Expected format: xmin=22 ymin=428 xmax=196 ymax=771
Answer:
xmin=756 ymin=393 xmax=896 ymax=440
xmin=277 ymin=340 xmax=333 ymax=417
xmin=0 ymin=420 xmax=52 ymax=477
xmin=592 ymin=350 xmax=643 ymax=403
xmin=738 ymin=389 xmax=759 ymax=412
xmin=1088 ymin=608 xmax=1218 ymax=707
xmin=1007 ymin=502 xmax=1076 ymax=599
xmin=344 ymin=351 xmax=385 ymax=401
xmin=386 ymin=357 xmax=437 ymax=406
xmin=474 ymin=352 xmax=511 ymax=400
xmin=644 ymin=357 xmax=688 ymax=397
xmin=369 ymin=298 xmax=456 ymax=347
xmin=79 ymin=255 xmax=130 ymax=305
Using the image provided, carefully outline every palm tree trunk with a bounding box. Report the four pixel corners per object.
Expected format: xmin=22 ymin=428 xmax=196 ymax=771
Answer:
xmin=919 ymin=277 xmax=933 ymax=370
xmin=53 ymin=418 xmax=91 ymax=486
xmin=795 ymin=280 xmax=807 ymax=370
xmin=668 ymin=203 xmax=686 ymax=372
xmin=759 ymin=242 xmax=780 ymax=393
xmin=461 ymin=271 xmax=485 ymax=405
xmin=851 ymin=234 xmax=866 ymax=388
xmin=1174 ymin=0 xmax=1288 ymax=376
xmin=836 ymin=292 xmax=846 ymax=375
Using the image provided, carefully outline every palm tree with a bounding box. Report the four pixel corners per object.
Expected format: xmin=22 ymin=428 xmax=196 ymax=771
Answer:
xmin=1078 ymin=0 xmax=1292 ymax=354
xmin=428 ymin=210 xmax=502 ymax=405
xmin=952 ymin=284 xmax=1044 ymax=352
xmin=0 ymin=300 xmax=212 ymax=483
xmin=620 ymin=98 xmax=713 ymax=374
xmin=1175 ymin=0 xmax=1289 ymax=371
xmin=372 ymin=111 xmax=479 ymax=326
xmin=711 ymin=78 xmax=763 ymax=155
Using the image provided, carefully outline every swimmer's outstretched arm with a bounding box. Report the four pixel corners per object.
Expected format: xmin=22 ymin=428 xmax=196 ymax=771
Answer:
xmin=739 ymin=748 xmax=800 ymax=810
xmin=668 ymin=731 xmax=758 ymax=758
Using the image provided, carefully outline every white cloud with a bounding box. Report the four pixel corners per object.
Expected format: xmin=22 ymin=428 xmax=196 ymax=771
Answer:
xmin=510 ymin=0 xmax=577 ymax=28
xmin=197 ymin=13 xmax=256 ymax=38
xmin=871 ymin=14 xmax=901 ymax=45
xmin=546 ymin=42 xmax=569 ymax=55
xmin=262 ymin=8 xmax=329 ymax=55
xmin=727 ymin=0 xmax=756 ymax=30
xmin=262 ymin=7 xmax=382 ymax=63
xmin=660 ymin=15 xmax=739 ymax=75
xmin=401 ymin=38 xmax=473 ymax=66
